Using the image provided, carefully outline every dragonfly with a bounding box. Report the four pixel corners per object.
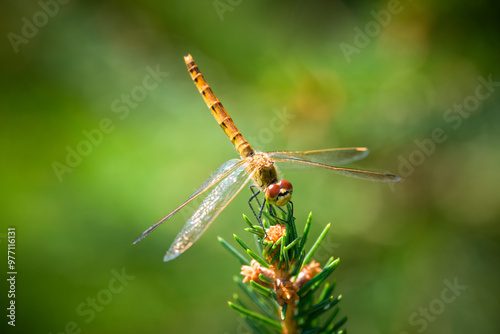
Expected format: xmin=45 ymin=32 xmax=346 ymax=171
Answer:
xmin=134 ymin=54 xmax=401 ymax=262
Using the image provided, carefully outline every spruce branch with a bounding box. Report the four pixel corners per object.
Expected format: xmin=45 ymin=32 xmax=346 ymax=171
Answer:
xmin=218 ymin=204 xmax=347 ymax=334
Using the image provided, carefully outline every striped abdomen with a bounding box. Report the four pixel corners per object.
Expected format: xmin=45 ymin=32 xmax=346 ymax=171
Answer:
xmin=184 ymin=55 xmax=254 ymax=159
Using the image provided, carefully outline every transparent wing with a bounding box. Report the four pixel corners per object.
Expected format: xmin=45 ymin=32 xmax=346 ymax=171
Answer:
xmin=267 ymin=148 xmax=369 ymax=169
xmin=133 ymin=159 xmax=245 ymax=244
xmin=164 ymin=163 xmax=256 ymax=262
xmin=269 ymin=153 xmax=401 ymax=182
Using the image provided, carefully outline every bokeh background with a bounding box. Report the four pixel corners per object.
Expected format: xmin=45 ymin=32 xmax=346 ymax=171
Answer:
xmin=1 ymin=0 xmax=499 ymax=333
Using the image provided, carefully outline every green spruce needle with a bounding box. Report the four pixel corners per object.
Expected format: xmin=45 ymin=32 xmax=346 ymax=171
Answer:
xmin=242 ymin=214 xmax=254 ymax=228
xmin=223 ymin=207 xmax=346 ymax=333
xmin=258 ymin=273 xmax=275 ymax=285
xmin=284 ymin=236 xmax=302 ymax=252
xmin=218 ymin=237 xmax=250 ymax=265
xmin=303 ymin=223 xmax=331 ymax=266
xmin=297 ymin=212 xmax=313 ymax=255
xmin=234 ymin=234 xmax=252 ymax=252
xmin=298 ymin=258 xmax=340 ymax=297
xmin=328 ymin=315 xmax=347 ymax=332
xmin=250 ymin=280 xmax=277 ymax=299
xmin=247 ymin=248 xmax=270 ymax=268
xmin=234 ymin=277 xmax=276 ymax=319
xmin=228 ymin=302 xmax=282 ymax=332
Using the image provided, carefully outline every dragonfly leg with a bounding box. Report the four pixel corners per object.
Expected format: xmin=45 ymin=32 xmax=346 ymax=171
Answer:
xmin=257 ymin=199 xmax=270 ymax=240
xmin=276 ymin=205 xmax=287 ymax=216
xmin=249 ymin=186 xmax=271 ymax=239
xmin=257 ymin=199 xmax=267 ymax=226
xmin=285 ymin=201 xmax=294 ymax=226
xmin=248 ymin=185 xmax=262 ymax=223
xmin=275 ymin=202 xmax=294 ymax=224
xmin=266 ymin=202 xmax=289 ymax=224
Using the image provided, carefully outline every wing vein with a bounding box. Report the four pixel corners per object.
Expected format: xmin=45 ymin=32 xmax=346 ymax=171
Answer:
xmin=133 ymin=159 xmax=245 ymax=244
xmin=164 ymin=164 xmax=257 ymax=261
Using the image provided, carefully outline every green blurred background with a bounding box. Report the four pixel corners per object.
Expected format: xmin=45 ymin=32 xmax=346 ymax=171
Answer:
xmin=1 ymin=0 xmax=499 ymax=333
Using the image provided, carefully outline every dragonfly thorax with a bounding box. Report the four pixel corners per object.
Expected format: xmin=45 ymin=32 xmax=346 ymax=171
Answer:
xmin=246 ymin=152 xmax=279 ymax=189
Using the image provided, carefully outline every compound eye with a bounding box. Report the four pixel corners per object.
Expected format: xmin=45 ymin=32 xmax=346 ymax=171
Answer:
xmin=266 ymin=184 xmax=280 ymax=201
xmin=279 ymin=179 xmax=293 ymax=192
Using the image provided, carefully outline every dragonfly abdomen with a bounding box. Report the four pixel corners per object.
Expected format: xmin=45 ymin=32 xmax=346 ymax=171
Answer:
xmin=185 ymin=55 xmax=254 ymax=158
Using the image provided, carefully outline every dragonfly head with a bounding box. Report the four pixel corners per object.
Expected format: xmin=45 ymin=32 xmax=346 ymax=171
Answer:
xmin=265 ymin=179 xmax=293 ymax=207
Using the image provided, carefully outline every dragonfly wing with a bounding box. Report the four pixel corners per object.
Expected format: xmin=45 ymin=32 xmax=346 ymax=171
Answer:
xmin=270 ymin=154 xmax=401 ymax=182
xmin=164 ymin=163 xmax=256 ymax=262
xmin=268 ymin=148 xmax=369 ymax=168
xmin=133 ymin=159 xmax=244 ymax=244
